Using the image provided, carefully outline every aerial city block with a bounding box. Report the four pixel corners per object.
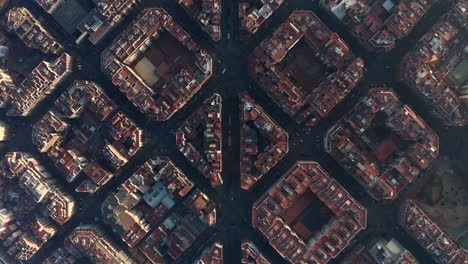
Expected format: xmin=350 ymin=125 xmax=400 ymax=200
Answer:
xmin=0 ymin=0 xmax=466 ymax=264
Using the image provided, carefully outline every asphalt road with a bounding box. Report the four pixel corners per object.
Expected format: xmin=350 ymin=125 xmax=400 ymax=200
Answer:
xmin=2 ymin=0 xmax=466 ymax=263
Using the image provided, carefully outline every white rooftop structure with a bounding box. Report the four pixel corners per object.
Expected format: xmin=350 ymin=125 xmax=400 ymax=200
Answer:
xmin=326 ymin=0 xmax=358 ymax=20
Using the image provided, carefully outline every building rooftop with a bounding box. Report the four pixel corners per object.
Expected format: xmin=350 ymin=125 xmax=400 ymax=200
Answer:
xmin=325 ymin=88 xmax=439 ymax=200
xmin=0 ymin=152 xmax=75 ymax=260
xmin=400 ymin=200 xmax=467 ymax=264
xmin=33 ymin=0 xmax=65 ymax=14
xmin=138 ymin=205 xmax=215 ymax=263
xmin=196 ymin=241 xmax=223 ymax=264
xmin=66 ymin=224 xmax=136 ymax=264
xmin=239 ymin=0 xmax=284 ymax=39
xmin=176 ymin=93 xmax=223 ymax=187
xmin=77 ymin=0 xmax=140 ymax=44
xmin=32 ymin=80 xmax=144 ymax=193
xmin=344 ymin=237 xmax=420 ymax=264
xmin=101 ymin=155 xmax=216 ymax=262
xmin=42 ymin=248 xmax=76 ymax=264
xmin=178 ymin=0 xmax=222 ymax=41
xmin=0 ymin=152 xmax=75 ymax=225
xmin=239 ymin=92 xmax=289 ymax=190
xmin=102 ymin=8 xmax=213 ymax=121
xmin=0 ymin=53 xmax=73 ymax=116
xmin=6 ymin=7 xmax=64 ymax=54
xmin=241 ymin=241 xmax=271 ymax=264
xmin=321 ymin=0 xmax=435 ymax=52
xmin=34 ymin=0 xmax=140 ymax=45
xmin=102 ymin=156 xmax=195 ymax=248
xmin=400 ymin=1 xmax=468 ymax=126
xmin=252 ymin=161 xmax=367 ymax=264
xmin=248 ymin=10 xmax=364 ymax=126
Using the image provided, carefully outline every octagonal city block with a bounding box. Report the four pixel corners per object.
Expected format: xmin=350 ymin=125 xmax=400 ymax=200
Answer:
xmin=102 ymin=8 xmax=213 ymax=121
xmin=0 ymin=53 xmax=72 ymax=117
xmin=399 ymin=1 xmax=468 ymax=126
xmin=248 ymin=10 xmax=364 ymax=126
xmin=6 ymin=7 xmax=64 ymax=55
xmin=32 ymin=80 xmax=144 ymax=193
xmin=252 ymin=161 xmax=367 ymax=264
xmin=102 ymin=156 xmax=216 ymax=263
xmin=0 ymin=152 xmax=75 ymax=261
xmin=240 ymin=92 xmax=289 ymax=190
xmin=325 ymin=88 xmax=439 ymax=200
xmin=177 ymin=94 xmax=223 ymax=187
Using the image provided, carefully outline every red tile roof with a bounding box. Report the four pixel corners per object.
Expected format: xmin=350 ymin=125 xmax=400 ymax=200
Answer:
xmin=66 ymin=225 xmax=135 ymax=264
xmin=102 ymin=8 xmax=213 ymax=121
xmin=0 ymin=53 xmax=72 ymax=116
xmin=344 ymin=237 xmax=420 ymax=264
xmin=196 ymin=242 xmax=223 ymax=264
xmin=248 ymin=11 xmax=364 ymax=126
xmin=179 ymin=0 xmax=222 ymax=41
xmin=325 ymin=88 xmax=439 ymax=200
xmin=177 ymin=94 xmax=223 ymax=187
xmin=400 ymin=200 xmax=467 ymax=264
xmin=240 ymin=92 xmax=289 ymax=190
xmin=321 ymin=0 xmax=434 ymax=52
xmin=239 ymin=0 xmax=284 ymax=39
xmin=400 ymin=2 xmax=468 ymax=126
xmin=32 ymin=81 xmax=143 ymax=193
xmin=6 ymin=7 xmax=64 ymax=54
xmin=0 ymin=153 xmax=76 ymax=260
xmin=241 ymin=241 xmax=271 ymax=264
xmin=252 ymin=161 xmax=367 ymax=264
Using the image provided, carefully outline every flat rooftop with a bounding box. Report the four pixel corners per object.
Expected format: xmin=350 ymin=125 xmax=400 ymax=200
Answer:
xmin=52 ymin=0 xmax=88 ymax=34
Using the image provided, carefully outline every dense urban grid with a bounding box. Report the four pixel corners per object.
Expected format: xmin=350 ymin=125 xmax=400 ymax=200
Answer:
xmin=0 ymin=0 xmax=467 ymax=264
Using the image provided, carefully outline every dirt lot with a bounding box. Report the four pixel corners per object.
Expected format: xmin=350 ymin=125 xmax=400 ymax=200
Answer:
xmin=415 ymin=158 xmax=468 ymax=244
